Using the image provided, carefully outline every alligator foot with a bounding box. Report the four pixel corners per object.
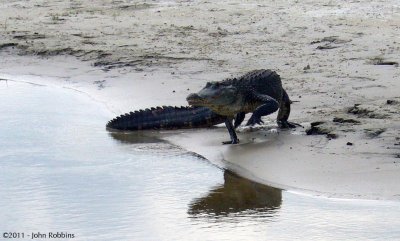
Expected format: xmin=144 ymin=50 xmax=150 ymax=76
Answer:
xmin=246 ymin=116 xmax=264 ymax=126
xmin=278 ymin=120 xmax=303 ymax=129
xmin=222 ymin=139 xmax=240 ymax=145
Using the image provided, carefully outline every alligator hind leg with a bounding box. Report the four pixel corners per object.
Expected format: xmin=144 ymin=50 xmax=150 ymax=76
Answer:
xmin=277 ymin=89 xmax=302 ymax=128
xmin=223 ymin=118 xmax=239 ymax=144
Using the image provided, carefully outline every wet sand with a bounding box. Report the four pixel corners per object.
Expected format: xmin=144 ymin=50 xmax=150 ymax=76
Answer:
xmin=0 ymin=1 xmax=399 ymax=200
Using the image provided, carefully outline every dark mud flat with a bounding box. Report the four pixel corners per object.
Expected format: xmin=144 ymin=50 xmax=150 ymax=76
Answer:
xmin=1 ymin=80 xmax=400 ymax=241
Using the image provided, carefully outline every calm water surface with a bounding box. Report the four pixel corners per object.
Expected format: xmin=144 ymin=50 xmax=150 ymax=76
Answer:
xmin=1 ymin=81 xmax=400 ymax=241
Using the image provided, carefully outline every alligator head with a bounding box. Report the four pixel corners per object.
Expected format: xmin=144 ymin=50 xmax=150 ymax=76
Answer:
xmin=186 ymin=81 xmax=238 ymax=115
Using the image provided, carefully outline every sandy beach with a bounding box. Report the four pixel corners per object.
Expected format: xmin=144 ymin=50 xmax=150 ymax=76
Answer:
xmin=1 ymin=1 xmax=399 ymax=200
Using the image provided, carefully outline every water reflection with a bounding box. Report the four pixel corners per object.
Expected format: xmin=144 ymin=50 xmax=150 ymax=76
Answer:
xmin=108 ymin=131 xmax=163 ymax=144
xmin=109 ymin=128 xmax=283 ymax=220
xmin=188 ymin=171 xmax=282 ymax=218
xmin=108 ymin=128 xmax=283 ymax=219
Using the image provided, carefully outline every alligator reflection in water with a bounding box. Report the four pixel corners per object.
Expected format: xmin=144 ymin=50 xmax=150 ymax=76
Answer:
xmin=108 ymin=131 xmax=164 ymax=144
xmin=108 ymin=131 xmax=283 ymax=219
xmin=188 ymin=171 xmax=282 ymax=218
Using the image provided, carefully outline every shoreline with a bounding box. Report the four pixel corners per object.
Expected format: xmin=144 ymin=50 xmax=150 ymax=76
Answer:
xmin=1 ymin=0 xmax=399 ymax=200
xmin=1 ymin=53 xmax=400 ymax=201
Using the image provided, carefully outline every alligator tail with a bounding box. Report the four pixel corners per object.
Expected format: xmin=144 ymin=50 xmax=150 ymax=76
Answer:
xmin=106 ymin=106 xmax=226 ymax=130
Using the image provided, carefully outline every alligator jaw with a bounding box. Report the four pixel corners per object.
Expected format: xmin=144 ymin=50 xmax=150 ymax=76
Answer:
xmin=186 ymin=93 xmax=206 ymax=106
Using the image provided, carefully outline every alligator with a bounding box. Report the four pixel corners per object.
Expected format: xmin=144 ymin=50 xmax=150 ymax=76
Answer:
xmin=107 ymin=69 xmax=299 ymax=144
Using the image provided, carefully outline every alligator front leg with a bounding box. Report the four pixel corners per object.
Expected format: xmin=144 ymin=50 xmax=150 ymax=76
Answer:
xmin=222 ymin=118 xmax=239 ymax=144
xmin=246 ymin=95 xmax=279 ymax=126
xmin=234 ymin=112 xmax=246 ymax=128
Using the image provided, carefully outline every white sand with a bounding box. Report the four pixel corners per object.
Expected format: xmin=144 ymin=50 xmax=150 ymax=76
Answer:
xmin=0 ymin=0 xmax=399 ymax=200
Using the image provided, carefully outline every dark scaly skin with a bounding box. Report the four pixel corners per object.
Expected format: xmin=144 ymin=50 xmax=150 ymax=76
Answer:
xmin=186 ymin=69 xmax=299 ymax=144
xmin=107 ymin=69 xmax=298 ymax=144
xmin=106 ymin=106 xmax=226 ymax=130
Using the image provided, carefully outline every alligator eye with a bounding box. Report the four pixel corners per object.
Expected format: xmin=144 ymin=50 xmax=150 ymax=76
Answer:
xmin=215 ymin=82 xmax=220 ymax=87
xmin=206 ymin=82 xmax=211 ymax=88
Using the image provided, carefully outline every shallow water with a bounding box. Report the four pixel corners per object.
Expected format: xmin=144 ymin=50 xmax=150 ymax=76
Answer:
xmin=1 ymin=80 xmax=400 ymax=241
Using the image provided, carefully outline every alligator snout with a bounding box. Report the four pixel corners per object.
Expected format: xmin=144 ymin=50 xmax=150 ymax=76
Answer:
xmin=186 ymin=93 xmax=199 ymax=100
xmin=187 ymin=93 xmax=204 ymax=106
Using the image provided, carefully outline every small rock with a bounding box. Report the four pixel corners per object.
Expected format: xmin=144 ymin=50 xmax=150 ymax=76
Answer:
xmin=364 ymin=128 xmax=386 ymax=138
xmin=303 ymin=64 xmax=310 ymax=70
xmin=347 ymin=105 xmax=387 ymax=119
xmin=327 ymin=133 xmax=338 ymax=139
xmin=310 ymin=121 xmax=325 ymax=127
xmin=371 ymin=58 xmax=399 ymax=66
xmin=386 ymin=99 xmax=399 ymax=105
xmin=316 ymin=44 xmax=339 ymax=50
xmin=0 ymin=42 xmax=18 ymax=50
xmin=346 ymin=142 xmax=353 ymax=146
xmin=347 ymin=105 xmax=370 ymax=115
xmin=306 ymin=121 xmax=336 ymax=138
xmin=333 ymin=117 xmax=361 ymax=124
